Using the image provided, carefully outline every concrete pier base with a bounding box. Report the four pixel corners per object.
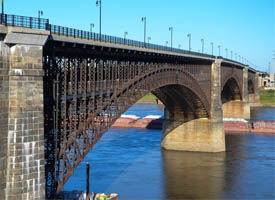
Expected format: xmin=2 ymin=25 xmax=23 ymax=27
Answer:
xmin=161 ymin=59 xmax=226 ymax=153
xmin=161 ymin=118 xmax=225 ymax=152
xmin=222 ymin=100 xmax=251 ymax=120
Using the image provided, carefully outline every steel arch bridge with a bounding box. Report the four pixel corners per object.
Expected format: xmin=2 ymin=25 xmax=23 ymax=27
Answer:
xmin=0 ymin=14 xmax=260 ymax=199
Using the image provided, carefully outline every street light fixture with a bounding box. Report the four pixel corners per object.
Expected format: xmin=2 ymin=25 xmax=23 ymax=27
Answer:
xmin=148 ymin=36 xmax=151 ymax=44
xmin=210 ymin=42 xmax=214 ymax=55
xmin=1 ymin=0 xmax=4 ymax=24
xmin=201 ymin=38 xmax=204 ymax=53
xmin=38 ymin=10 xmax=43 ymax=29
xmin=124 ymin=31 xmax=128 ymax=39
xmin=38 ymin=10 xmax=43 ymax=18
xmin=90 ymin=23 xmax=94 ymax=32
xmin=218 ymin=45 xmax=222 ymax=57
xmin=141 ymin=17 xmax=146 ymax=46
xmin=225 ymin=48 xmax=228 ymax=58
xmin=169 ymin=27 xmax=173 ymax=49
xmin=96 ymin=0 xmax=102 ymax=39
xmin=187 ymin=33 xmax=191 ymax=51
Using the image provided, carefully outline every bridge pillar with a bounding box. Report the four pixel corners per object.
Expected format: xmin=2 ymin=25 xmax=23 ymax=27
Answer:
xmin=0 ymin=33 xmax=46 ymax=199
xmin=161 ymin=59 xmax=225 ymax=152
xmin=249 ymin=72 xmax=260 ymax=104
xmin=222 ymin=67 xmax=254 ymax=120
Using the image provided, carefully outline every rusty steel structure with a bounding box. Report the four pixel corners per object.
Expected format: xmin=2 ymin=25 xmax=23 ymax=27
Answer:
xmin=0 ymin=14 xmax=259 ymax=199
xmin=43 ymin=39 xmax=215 ymax=197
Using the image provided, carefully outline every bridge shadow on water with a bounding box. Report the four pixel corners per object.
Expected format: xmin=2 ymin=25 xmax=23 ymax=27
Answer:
xmin=63 ymin=128 xmax=164 ymax=198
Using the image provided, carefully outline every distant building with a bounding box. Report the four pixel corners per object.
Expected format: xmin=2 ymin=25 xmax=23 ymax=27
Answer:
xmin=270 ymin=73 xmax=275 ymax=87
xmin=258 ymin=72 xmax=269 ymax=87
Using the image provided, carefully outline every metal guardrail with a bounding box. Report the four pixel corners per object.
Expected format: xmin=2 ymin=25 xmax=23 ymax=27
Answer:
xmin=1 ymin=13 xmax=246 ymax=61
xmin=48 ymin=23 xmax=214 ymax=58
xmin=0 ymin=13 xmax=49 ymax=30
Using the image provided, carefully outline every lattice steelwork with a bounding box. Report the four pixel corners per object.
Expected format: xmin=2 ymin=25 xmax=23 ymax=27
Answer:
xmin=43 ymin=48 xmax=212 ymax=198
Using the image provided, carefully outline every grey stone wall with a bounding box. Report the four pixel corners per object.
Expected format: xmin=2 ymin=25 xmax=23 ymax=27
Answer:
xmin=242 ymin=67 xmax=249 ymax=103
xmin=210 ymin=59 xmax=223 ymax=121
xmin=0 ymin=42 xmax=45 ymax=199
xmin=0 ymin=39 xmax=10 ymax=200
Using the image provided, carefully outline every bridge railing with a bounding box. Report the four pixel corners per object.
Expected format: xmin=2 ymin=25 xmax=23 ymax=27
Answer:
xmin=1 ymin=13 xmax=217 ymax=59
xmin=48 ymin=23 xmax=212 ymax=58
xmin=0 ymin=13 xmax=49 ymax=30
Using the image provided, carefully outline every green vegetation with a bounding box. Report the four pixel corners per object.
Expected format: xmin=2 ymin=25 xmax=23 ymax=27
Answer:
xmin=138 ymin=93 xmax=158 ymax=103
xmin=138 ymin=90 xmax=275 ymax=106
xmin=260 ymin=90 xmax=275 ymax=106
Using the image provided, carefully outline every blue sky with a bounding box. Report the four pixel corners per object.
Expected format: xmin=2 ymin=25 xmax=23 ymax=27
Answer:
xmin=4 ymin=0 xmax=275 ymax=72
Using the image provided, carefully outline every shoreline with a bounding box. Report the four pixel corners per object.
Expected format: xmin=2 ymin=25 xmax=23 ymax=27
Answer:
xmin=111 ymin=115 xmax=275 ymax=135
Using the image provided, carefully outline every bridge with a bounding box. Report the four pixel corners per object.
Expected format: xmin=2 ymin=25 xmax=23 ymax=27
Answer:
xmin=0 ymin=14 xmax=260 ymax=199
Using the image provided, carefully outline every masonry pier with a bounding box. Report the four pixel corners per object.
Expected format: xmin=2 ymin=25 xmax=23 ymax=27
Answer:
xmin=161 ymin=59 xmax=225 ymax=152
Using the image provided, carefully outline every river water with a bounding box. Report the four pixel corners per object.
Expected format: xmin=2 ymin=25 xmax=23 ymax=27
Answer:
xmin=63 ymin=105 xmax=275 ymax=200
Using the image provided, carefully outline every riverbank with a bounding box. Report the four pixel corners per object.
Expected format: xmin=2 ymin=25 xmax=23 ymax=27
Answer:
xmin=259 ymin=89 xmax=275 ymax=106
xmin=138 ymin=91 xmax=275 ymax=106
xmin=111 ymin=115 xmax=275 ymax=134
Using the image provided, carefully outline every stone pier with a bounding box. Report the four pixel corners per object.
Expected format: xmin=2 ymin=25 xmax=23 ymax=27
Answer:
xmin=161 ymin=59 xmax=225 ymax=152
xmin=0 ymin=27 xmax=48 ymax=200
xmin=222 ymin=100 xmax=250 ymax=120
xmin=249 ymin=72 xmax=260 ymax=105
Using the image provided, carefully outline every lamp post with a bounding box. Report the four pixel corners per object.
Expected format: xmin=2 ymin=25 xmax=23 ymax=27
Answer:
xmin=239 ymin=55 xmax=241 ymax=62
xmin=178 ymin=44 xmax=181 ymax=49
xmin=165 ymin=41 xmax=168 ymax=47
xmin=169 ymin=27 xmax=173 ymax=49
xmin=230 ymin=51 xmax=233 ymax=60
xmin=96 ymin=0 xmax=102 ymax=39
xmin=225 ymin=48 xmax=228 ymax=58
xmin=90 ymin=23 xmax=94 ymax=32
xmin=187 ymin=33 xmax=191 ymax=51
xmin=210 ymin=42 xmax=214 ymax=55
xmin=235 ymin=53 xmax=237 ymax=60
xmin=124 ymin=31 xmax=128 ymax=40
xmin=141 ymin=17 xmax=146 ymax=46
xmin=201 ymin=38 xmax=204 ymax=53
xmin=148 ymin=36 xmax=151 ymax=44
xmin=1 ymin=0 xmax=4 ymax=24
xmin=38 ymin=10 xmax=43 ymax=29
xmin=218 ymin=45 xmax=221 ymax=56
xmin=38 ymin=10 xmax=43 ymax=18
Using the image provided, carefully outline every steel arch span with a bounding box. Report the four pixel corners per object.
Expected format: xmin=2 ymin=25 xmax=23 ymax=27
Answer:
xmin=43 ymin=56 xmax=210 ymax=196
